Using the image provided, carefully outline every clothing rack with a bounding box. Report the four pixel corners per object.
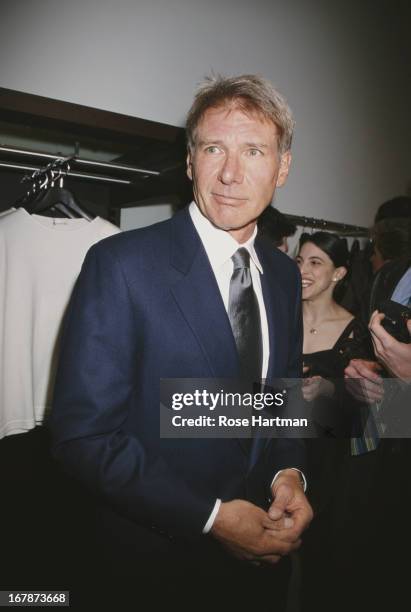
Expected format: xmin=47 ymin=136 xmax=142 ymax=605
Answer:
xmin=284 ymin=213 xmax=369 ymax=237
xmin=0 ymin=161 xmax=131 ymax=185
xmin=0 ymin=144 xmax=160 ymax=186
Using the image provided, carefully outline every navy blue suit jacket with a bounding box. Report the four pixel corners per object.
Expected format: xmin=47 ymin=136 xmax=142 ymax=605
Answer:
xmin=51 ymin=207 xmax=304 ymax=539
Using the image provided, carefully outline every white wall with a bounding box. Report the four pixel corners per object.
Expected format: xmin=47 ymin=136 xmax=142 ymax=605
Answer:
xmin=120 ymin=203 xmax=173 ymax=231
xmin=0 ymin=0 xmax=409 ymax=225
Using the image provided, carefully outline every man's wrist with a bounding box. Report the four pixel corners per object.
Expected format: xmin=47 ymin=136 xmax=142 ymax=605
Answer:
xmin=271 ymin=468 xmax=307 ymax=492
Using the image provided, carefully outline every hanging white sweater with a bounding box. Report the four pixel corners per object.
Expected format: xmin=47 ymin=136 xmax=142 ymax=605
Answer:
xmin=0 ymin=208 xmax=121 ymax=438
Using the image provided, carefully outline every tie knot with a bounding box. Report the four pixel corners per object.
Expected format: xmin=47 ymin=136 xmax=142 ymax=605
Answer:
xmin=232 ymin=247 xmax=251 ymax=270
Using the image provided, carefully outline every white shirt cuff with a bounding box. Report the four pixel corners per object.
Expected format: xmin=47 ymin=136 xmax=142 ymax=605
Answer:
xmin=202 ymin=498 xmax=222 ymax=534
xmin=271 ymin=468 xmax=307 ymax=492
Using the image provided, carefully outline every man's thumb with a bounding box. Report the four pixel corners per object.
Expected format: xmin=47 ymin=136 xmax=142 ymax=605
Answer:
xmin=268 ymin=484 xmax=292 ymax=519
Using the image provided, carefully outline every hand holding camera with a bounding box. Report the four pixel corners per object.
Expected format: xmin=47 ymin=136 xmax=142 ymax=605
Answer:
xmin=369 ymin=307 xmax=411 ymax=382
xmin=376 ymin=300 xmax=411 ymax=344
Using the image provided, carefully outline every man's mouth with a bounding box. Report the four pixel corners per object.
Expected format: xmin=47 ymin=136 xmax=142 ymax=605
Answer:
xmin=212 ymin=193 xmax=247 ymax=204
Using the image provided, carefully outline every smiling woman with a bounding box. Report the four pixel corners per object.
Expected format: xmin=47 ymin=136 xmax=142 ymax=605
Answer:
xmin=295 ymin=231 xmax=374 ymax=612
xmin=296 ymin=232 xmax=352 ymax=350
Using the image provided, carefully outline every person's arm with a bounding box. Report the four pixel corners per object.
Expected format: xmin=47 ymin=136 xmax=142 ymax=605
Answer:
xmin=50 ymin=241 xmax=215 ymax=537
xmin=369 ymin=311 xmax=411 ymax=382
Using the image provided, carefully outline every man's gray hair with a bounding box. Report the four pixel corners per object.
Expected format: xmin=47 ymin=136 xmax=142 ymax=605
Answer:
xmin=186 ymin=74 xmax=295 ymax=155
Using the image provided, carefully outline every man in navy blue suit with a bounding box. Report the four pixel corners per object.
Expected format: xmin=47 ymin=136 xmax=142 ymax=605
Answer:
xmin=51 ymin=74 xmax=312 ymax=610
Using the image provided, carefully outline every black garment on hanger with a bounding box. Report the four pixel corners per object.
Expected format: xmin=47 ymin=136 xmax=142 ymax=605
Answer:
xmin=25 ymin=186 xmax=94 ymax=221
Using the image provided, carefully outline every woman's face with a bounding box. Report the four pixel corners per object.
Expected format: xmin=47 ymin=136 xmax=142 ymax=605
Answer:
xmin=296 ymin=241 xmax=345 ymax=301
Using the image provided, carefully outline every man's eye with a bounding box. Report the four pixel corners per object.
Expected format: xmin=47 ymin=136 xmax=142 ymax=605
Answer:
xmin=248 ymin=148 xmax=262 ymax=157
xmin=205 ymin=146 xmax=219 ymax=154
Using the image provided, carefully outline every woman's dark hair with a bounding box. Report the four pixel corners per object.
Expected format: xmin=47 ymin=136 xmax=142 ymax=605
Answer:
xmin=299 ymin=231 xmax=349 ymax=269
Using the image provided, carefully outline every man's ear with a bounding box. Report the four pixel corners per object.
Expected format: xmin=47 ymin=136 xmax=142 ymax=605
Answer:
xmin=186 ymin=152 xmax=193 ymax=181
xmin=276 ymin=151 xmax=291 ymax=187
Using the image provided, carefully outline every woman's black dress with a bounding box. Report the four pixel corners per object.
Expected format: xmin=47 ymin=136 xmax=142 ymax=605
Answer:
xmin=301 ymin=317 xmax=373 ymax=611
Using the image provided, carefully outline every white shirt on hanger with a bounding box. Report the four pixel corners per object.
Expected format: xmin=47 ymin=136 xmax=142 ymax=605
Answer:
xmin=0 ymin=208 xmax=120 ymax=439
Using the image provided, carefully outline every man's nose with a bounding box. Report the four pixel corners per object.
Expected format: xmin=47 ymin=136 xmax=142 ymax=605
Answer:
xmin=218 ymin=153 xmax=244 ymax=184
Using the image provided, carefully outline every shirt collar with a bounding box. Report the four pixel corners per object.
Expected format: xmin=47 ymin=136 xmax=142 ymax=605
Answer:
xmin=189 ymin=201 xmax=263 ymax=273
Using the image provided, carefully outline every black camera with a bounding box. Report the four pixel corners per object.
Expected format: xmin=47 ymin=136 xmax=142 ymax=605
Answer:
xmin=377 ymin=299 xmax=411 ymax=344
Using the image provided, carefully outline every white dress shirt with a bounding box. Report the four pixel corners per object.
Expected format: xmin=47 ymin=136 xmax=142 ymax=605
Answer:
xmin=188 ymin=203 xmax=306 ymax=533
xmin=189 ymin=201 xmax=269 ymax=378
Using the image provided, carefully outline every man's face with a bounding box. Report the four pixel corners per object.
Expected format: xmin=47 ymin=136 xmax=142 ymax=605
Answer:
xmin=187 ymin=105 xmax=291 ymax=243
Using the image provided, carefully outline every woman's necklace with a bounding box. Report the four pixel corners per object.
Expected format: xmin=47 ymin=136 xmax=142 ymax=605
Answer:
xmin=306 ymin=319 xmax=322 ymax=334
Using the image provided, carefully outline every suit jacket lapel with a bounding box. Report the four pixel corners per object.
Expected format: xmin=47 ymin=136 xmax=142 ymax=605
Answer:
xmin=169 ymin=209 xmax=240 ymax=379
xmin=248 ymin=240 xmax=290 ymax=469
xmin=169 ymin=210 xmax=251 ymax=456
xmin=255 ymin=240 xmax=288 ymax=381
